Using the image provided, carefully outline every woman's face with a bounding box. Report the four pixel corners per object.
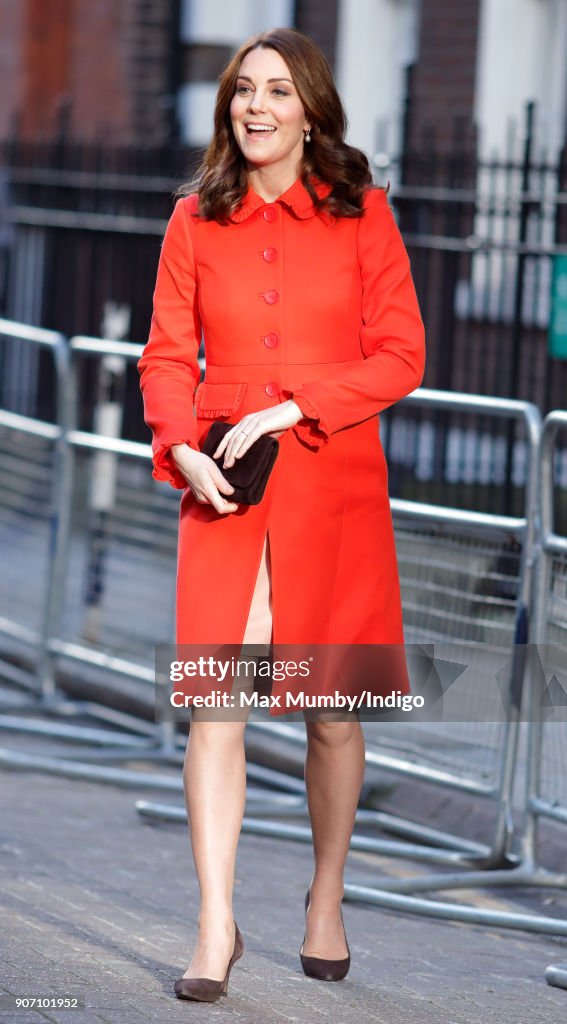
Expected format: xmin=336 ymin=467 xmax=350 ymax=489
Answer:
xmin=230 ymin=46 xmax=311 ymax=175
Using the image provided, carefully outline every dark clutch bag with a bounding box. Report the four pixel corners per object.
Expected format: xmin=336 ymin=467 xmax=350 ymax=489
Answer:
xmin=200 ymin=421 xmax=279 ymax=506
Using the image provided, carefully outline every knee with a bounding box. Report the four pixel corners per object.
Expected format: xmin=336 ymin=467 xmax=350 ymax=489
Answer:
xmin=305 ymin=718 xmax=361 ymax=750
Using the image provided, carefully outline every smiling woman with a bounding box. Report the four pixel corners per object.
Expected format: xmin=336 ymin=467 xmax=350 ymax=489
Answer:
xmin=137 ymin=25 xmax=425 ymax=1004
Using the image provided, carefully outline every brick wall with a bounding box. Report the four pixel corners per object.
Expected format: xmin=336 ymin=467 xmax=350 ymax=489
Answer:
xmin=0 ymin=0 xmax=179 ymax=142
xmin=407 ymin=0 xmax=481 ymax=150
xmin=67 ymin=0 xmax=132 ymax=141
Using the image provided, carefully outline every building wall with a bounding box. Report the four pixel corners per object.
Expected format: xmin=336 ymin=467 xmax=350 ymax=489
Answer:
xmin=294 ymin=0 xmax=339 ymax=71
xmin=407 ymin=0 xmax=481 ymax=149
xmin=0 ymin=0 xmax=340 ymax=146
xmin=475 ymin=0 xmax=567 ymax=157
xmin=66 ymin=0 xmax=132 ymax=141
xmin=335 ymin=0 xmax=420 ymax=170
xmin=0 ymin=0 xmax=179 ymax=143
xmin=1 ymin=0 xmax=564 ymax=157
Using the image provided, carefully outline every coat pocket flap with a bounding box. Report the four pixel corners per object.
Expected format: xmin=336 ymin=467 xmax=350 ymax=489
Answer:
xmin=194 ymin=381 xmax=247 ymax=418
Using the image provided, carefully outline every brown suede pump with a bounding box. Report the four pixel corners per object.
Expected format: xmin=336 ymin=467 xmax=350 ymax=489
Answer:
xmin=299 ymin=888 xmax=351 ymax=981
xmin=174 ymin=921 xmax=244 ymax=1002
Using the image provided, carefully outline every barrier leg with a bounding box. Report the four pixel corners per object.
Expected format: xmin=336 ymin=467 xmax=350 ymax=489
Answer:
xmin=545 ymin=965 xmax=567 ymax=990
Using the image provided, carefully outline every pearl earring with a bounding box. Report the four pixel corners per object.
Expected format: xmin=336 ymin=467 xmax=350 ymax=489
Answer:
xmin=304 ymin=128 xmax=311 ymax=143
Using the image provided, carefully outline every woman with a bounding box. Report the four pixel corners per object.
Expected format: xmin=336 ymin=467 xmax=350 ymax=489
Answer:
xmin=137 ymin=26 xmax=425 ymax=1003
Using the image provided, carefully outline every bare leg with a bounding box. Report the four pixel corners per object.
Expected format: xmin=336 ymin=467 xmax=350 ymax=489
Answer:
xmin=241 ymin=532 xmax=272 ymax=658
xmin=302 ymin=717 xmax=365 ymax=957
xmin=181 ymin=536 xmax=272 ymax=979
xmin=181 ymin=718 xmax=246 ymax=979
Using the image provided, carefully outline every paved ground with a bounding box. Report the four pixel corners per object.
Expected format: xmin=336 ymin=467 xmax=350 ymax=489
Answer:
xmin=1 ymin=722 xmax=567 ymax=1024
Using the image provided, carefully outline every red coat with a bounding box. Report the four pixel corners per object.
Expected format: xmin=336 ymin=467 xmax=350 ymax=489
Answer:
xmin=137 ymin=175 xmax=425 ymax=714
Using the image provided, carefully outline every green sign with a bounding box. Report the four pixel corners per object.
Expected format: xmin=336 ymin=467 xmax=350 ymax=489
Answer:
xmin=549 ymin=254 xmax=567 ymax=359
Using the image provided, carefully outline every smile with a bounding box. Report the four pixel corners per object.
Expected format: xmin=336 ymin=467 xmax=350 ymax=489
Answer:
xmin=245 ymin=123 xmax=277 ymax=134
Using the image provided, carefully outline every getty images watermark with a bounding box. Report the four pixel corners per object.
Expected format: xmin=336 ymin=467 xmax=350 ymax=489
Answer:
xmin=154 ymin=644 xmax=423 ymax=720
xmin=153 ymin=643 xmax=567 ymax=723
xmin=169 ymin=654 xmax=423 ymax=713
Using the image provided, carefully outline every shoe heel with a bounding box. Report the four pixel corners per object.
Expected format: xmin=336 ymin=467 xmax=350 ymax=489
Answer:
xmin=300 ymin=887 xmax=351 ymax=982
xmin=222 ymin=921 xmax=244 ymax=997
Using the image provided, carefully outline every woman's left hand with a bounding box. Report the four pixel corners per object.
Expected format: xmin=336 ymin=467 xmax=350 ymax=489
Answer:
xmin=214 ymin=400 xmax=303 ymax=468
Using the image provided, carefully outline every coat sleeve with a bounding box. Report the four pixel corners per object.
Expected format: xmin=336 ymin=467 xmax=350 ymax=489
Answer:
xmin=137 ymin=197 xmax=202 ymax=488
xmin=281 ymin=187 xmax=426 ymax=448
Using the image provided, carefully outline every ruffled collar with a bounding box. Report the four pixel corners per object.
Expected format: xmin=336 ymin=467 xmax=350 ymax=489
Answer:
xmin=229 ymin=175 xmax=333 ymax=223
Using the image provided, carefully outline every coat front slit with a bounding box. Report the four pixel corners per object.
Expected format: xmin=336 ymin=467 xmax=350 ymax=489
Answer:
xmin=241 ymin=532 xmax=273 ymax=648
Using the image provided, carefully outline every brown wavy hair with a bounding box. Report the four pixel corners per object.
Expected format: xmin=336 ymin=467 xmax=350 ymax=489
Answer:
xmin=175 ymin=27 xmax=386 ymax=223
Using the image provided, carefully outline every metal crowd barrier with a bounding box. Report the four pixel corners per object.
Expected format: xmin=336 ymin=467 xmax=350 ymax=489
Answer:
xmin=0 ymin=334 xmax=188 ymax=784
xmin=528 ymin=411 xmax=567 ymax=848
xmin=0 ymin=319 xmax=69 ymax=700
xmin=357 ymin=388 xmax=540 ymax=866
xmin=528 ymin=412 xmax=567 ymax=976
xmin=338 ymin=405 xmax=567 ymax=938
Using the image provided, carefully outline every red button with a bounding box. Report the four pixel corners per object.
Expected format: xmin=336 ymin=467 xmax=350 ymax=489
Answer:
xmin=263 ymin=247 xmax=277 ymax=263
xmin=263 ymin=289 xmax=279 ymax=305
xmin=263 ymin=206 xmax=277 ymax=222
xmin=263 ymin=332 xmax=279 ymax=348
xmin=265 ymin=381 xmax=280 ymax=397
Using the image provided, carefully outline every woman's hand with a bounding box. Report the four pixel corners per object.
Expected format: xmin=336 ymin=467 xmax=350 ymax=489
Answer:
xmin=213 ymin=400 xmax=303 ymax=468
xmin=170 ymin=444 xmax=239 ymax=514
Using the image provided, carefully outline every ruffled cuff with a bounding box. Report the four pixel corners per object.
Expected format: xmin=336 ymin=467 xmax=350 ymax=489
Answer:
xmin=282 ymin=389 xmax=329 ymax=449
xmin=152 ymin=438 xmax=197 ymax=490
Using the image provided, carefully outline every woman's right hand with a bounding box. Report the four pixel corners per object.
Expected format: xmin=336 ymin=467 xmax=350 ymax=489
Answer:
xmin=170 ymin=444 xmax=239 ymax=514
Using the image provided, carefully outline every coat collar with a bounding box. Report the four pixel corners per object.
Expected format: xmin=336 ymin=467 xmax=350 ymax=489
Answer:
xmin=229 ymin=175 xmax=333 ymax=223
